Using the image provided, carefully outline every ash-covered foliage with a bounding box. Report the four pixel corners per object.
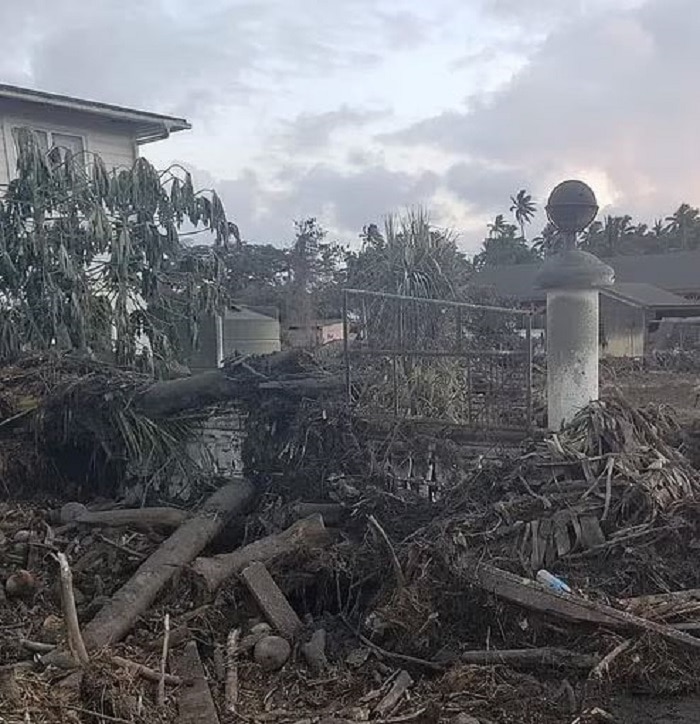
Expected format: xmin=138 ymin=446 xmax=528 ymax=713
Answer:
xmin=0 ymin=128 xmax=233 ymax=374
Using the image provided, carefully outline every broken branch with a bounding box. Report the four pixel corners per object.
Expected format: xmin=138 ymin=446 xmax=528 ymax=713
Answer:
xmin=59 ymin=480 xmax=254 ymax=654
xmin=54 ymin=552 xmax=88 ymax=665
xmin=192 ymin=513 xmax=332 ymax=592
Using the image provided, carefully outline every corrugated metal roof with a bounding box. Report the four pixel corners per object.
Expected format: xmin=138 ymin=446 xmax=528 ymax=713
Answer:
xmin=602 ymin=282 xmax=697 ymax=308
xmin=0 ymin=84 xmax=190 ymax=144
xmin=473 ymin=250 xmax=700 ymax=302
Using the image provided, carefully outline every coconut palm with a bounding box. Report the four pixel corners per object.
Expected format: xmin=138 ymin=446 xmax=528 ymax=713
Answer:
xmin=509 ymin=190 xmax=537 ymax=240
xmin=531 ymin=222 xmax=558 ymax=257
xmin=601 ymin=215 xmax=634 ymax=256
xmin=665 ymin=204 xmax=700 ymax=250
xmin=488 ymin=214 xmax=507 ymax=239
xmin=652 ymin=219 xmax=665 ymax=238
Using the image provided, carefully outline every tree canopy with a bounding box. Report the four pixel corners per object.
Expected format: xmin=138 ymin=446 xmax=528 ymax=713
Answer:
xmin=474 ymin=190 xmax=700 ymax=268
xmin=0 ymin=128 xmax=230 ymax=372
xmin=346 ymin=209 xmax=471 ymax=299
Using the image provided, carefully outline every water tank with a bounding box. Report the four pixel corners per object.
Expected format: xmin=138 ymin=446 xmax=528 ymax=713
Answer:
xmin=221 ymin=306 xmax=281 ymax=358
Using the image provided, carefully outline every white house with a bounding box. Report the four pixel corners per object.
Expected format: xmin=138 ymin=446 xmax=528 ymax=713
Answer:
xmin=0 ymin=83 xmax=190 ymax=186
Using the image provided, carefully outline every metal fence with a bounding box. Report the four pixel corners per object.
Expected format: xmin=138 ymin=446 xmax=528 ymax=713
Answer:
xmin=342 ymin=289 xmax=535 ymax=432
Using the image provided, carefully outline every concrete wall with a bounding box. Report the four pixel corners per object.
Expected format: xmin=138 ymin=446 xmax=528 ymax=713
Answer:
xmin=166 ymin=405 xmax=247 ymax=502
xmin=600 ymin=295 xmax=646 ymax=357
xmin=0 ymin=97 xmax=138 ymax=186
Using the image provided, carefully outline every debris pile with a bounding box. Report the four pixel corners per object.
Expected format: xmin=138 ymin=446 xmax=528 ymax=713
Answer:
xmin=2 ymin=351 xmax=700 ymax=723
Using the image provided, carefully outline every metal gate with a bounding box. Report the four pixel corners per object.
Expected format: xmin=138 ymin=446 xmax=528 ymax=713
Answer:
xmin=342 ymin=289 xmax=535 ymax=432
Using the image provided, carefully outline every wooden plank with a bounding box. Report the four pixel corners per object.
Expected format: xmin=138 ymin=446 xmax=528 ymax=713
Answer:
xmin=473 ymin=563 xmax=622 ymax=627
xmin=553 ymin=511 xmax=572 ymax=558
xmin=174 ymin=641 xmax=220 ymax=724
xmin=467 ymin=561 xmax=700 ymax=653
xmin=374 ymin=670 xmax=413 ymax=717
xmin=579 ymin=515 xmax=606 ymax=549
xmin=240 ymin=562 xmax=302 ymax=640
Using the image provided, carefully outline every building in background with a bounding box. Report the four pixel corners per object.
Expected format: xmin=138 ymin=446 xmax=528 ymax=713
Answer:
xmin=185 ymin=305 xmax=281 ymax=372
xmin=0 ymin=83 xmax=190 ymax=186
xmin=286 ymin=319 xmax=345 ymax=348
xmin=474 ymin=256 xmax=700 ymax=357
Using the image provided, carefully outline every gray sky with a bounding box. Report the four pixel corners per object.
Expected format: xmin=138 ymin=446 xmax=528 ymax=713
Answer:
xmin=1 ymin=0 xmax=692 ymax=251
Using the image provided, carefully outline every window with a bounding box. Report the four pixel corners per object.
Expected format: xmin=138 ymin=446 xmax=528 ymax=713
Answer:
xmin=12 ymin=127 xmax=85 ymax=162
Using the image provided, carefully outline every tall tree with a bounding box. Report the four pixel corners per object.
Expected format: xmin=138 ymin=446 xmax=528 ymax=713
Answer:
xmin=509 ymin=190 xmax=536 ymax=240
xmin=652 ymin=219 xmax=665 ymax=238
xmin=0 ymin=128 xmax=230 ymax=372
xmin=665 ymin=203 xmax=700 ymax=250
xmin=487 ymin=214 xmax=510 ymax=239
xmin=603 ymin=215 xmax=634 ymax=256
xmin=473 ymin=237 xmax=539 ymax=270
xmin=347 ymin=208 xmax=470 ymax=299
xmin=531 ymin=222 xmax=558 ymax=257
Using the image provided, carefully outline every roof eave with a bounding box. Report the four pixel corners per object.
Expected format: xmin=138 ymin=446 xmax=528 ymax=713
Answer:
xmin=135 ymin=120 xmax=192 ymax=145
xmin=0 ymin=84 xmax=191 ymax=141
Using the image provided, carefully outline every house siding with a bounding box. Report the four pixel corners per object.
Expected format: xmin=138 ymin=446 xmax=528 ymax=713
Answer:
xmin=600 ymin=295 xmax=646 ymax=358
xmin=0 ymin=97 xmax=138 ymax=187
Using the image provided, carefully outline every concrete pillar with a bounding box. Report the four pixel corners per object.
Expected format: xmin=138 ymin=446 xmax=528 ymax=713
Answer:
xmin=546 ymin=288 xmax=599 ymax=431
xmin=537 ymin=249 xmax=614 ymax=431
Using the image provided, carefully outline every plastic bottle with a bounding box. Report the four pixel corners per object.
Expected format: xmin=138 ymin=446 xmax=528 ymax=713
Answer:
xmin=536 ymin=569 xmax=572 ymax=594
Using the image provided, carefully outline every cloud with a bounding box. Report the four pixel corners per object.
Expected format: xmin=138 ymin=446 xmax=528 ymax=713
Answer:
xmin=277 ymin=106 xmax=391 ymax=152
xmin=186 ymin=162 xmax=441 ymax=244
xmin=445 ymin=162 xmax=534 ymax=215
xmin=0 ymin=0 xmax=436 ymax=119
xmin=385 ymin=0 xmax=700 ymax=219
xmin=285 ymin=164 xmax=440 ymax=230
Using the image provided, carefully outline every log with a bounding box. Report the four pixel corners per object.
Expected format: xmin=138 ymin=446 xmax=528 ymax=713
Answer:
xmin=78 ymin=480 xmax=254 ymax=651
xmin=174 ymin=641 xmax=220 ymax=724
xmin=460 ymin=647 xmax=598 ymax=670
xmin=73 ymin=507 xmax=188 ymax=531
xmin=136 ymin=364 xmax=342 ymax=418
xmin=467 ymin=562 xmax=700 ymax=653
xmin=138 ymin=370 xmax=240 ymax=417
xmin=192 ymin=513 xmax=332 ymax=592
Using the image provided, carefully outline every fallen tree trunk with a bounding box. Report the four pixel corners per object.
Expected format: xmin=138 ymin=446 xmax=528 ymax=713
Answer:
xmin=73 ymin=480 xmax=254 ymax=652
xmin=192 ymin=514 xmax=332 ymax=592
xmin=460 ymin=647 xmax=598 ymax=670
xmin=72 ymin=507 xmax=188 ymax=531
xmin=137 ymin=370 xmax=240 ymax=417
xmin=136 ymin=366 xmax=343 ymax=418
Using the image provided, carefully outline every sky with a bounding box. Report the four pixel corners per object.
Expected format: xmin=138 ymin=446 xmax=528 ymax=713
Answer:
xmin=0 ymin=0 xmax=696 ymax=253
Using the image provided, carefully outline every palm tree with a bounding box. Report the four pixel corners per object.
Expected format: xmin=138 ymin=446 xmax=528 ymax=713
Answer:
xmin=665 ymin=203 xmax=700 ymax=250
xmin=579 ymin=220 xmax=603 ymax=254
xmin=602 ymin=215 xmax=634 ymax=257
xmin=509 ymin=190 xmax=537 ymax=240
xmin=652 ymin=219 xmax=665 ymax=238
xmin=531 ymin=222 xmax=558 ymax=257
xmin=487 ymin=214 xmax=509 ymax=239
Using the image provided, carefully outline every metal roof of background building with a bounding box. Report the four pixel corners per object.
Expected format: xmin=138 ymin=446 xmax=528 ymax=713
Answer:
xmin=473 ymin=250 xmax=700 ymax=302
